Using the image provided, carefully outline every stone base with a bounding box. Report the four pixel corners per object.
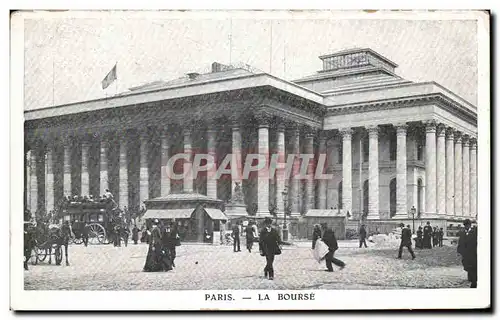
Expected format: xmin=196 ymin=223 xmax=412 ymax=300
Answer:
xmin=255 ymin=211 xmax=271 ymax=217
xmin=225 ymin=203 xmax=247 ymax=217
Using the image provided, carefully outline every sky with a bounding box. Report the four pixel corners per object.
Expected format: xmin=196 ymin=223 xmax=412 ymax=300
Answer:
xmin=23 ymin=12 xmax=478 ymax=110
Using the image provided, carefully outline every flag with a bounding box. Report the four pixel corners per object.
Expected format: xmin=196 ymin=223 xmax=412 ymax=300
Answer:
xmin=101 ymin=64 xmax=117 ymax=89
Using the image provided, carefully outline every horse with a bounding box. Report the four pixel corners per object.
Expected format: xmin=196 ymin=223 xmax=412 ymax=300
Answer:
xmin=37 ymin=222 xmax=71 ymax=266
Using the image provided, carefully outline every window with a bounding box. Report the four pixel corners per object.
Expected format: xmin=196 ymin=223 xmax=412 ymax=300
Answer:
xmin=338 ymin=144 xmax=343 ymax=164
xmin=338 ymin=181 xmax=343 ymax=209
xmin=363 ymin=136 xmax=369 ymax=162
xmin=390 ymin=132 xmax=397 ymax=161
xmin=390 ymin=178 xmax=397 ymax=217
xmin=417 ymin=142 xmax=424 ymax=161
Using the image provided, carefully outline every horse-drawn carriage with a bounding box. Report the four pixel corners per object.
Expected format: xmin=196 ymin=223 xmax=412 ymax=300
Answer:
xmin=59 ymin=199 xmax=123 ymax=245
xmin=24 ymin=221 xmax=69 ymax=268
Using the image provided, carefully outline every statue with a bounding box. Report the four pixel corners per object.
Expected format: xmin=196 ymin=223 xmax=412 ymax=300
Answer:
xmin=231 ymin=182 xmax=244 ymax=203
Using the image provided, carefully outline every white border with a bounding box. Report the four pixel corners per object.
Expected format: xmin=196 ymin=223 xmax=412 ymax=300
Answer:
xmin=9 ymin=9 xmax=491 ymax=311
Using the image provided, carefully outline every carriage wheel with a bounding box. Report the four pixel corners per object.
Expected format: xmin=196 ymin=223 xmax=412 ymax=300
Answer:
xmin=88 ymin=223 xmax=106 ymax=245
xmin=36 ymin=247 xmax=47 ymax=262
xmin=54 ymin=246 xmax=63 ymax=265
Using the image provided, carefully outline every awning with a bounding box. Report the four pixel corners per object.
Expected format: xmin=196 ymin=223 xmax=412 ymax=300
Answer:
xmin=142 ymin=208 xmax=195 ymax=220
xmin=204 ymin=208 xmax=228 ymax=221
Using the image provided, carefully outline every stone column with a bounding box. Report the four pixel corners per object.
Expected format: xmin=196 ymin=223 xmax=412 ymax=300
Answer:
xmin=367 ymin=125 xmax=379 ymax=219
xmin=99 ymin=137 xmax=109 ymax=195
xmin=118 ymin=135 xmax=128 ymax=209
xmin=424 ymin=121 xmax=437 ymax=216
xmin=303 ymin=128 xmax=315 ymax=213
xmin=275 ymin=123 xmax=286 ymax=213
xmin=395 ymin=124 xmax=407 ymax=218
xmin=45 ymin=146 xmax=55 ymax=213
xmin=231 ymin=121 xmax=243 ymax=197
xmin=63 ymin=141 xmax=72 ymax=197
xmin=340 ymin=128 xmax=353 ymax=216
xmin=81 ymin=141 xmax=90 ymax=196
xmin=317 ymin=132 xmax=328 ymax=210
xmin=462 ymin=135 xmax=470 ymax=217
xmin=160 ymin=131 xmax=170 ymax=197
xmin=289 ymin=124 xmax=301 ymax=214
xmin=445 ymin=128 xmax=455 ymax=216
xmin=29 ymin=148 xmax=38 ymax=214
xmin=206 ymin=127 xmax=218 ymax=199
xmin=454 ymin=131 xmax=463 ymax=216
xmin=256 ymin=114 xmax=270 ymax=216
xmin=436 ymin=124 xmax=446 ymax=215
xmin=139 ymin=131 xmax=150 ymax=206
xmin=470 ymin=138 xmax=477 ymax=218
xmin=183 ymin=128 xmax=194 ymax=193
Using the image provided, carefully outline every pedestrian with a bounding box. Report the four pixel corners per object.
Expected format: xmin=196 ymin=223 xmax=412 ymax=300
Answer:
xmin=259 ymin=217 xmax=281 ymax=280
xmin=432 ymin=226 xmax=439 ymax=247
xmin=397 ymin=224 xmax=416 ymax=260
xmin=82 ymin=222 xmax=89 ymax=247
xmin=416 ymin=226 xmax=423 ymax=249
xmin=423 ymin=221 xmax=433 ymax=249
xmin=132 ymin=225 xmax=139 ymax=245
xmin=321 ymin=224 xmax=346 ymax=272
xmin=113 ymin=224 xmax=121 ymax=247
xmin=438 ymin=227 xmax=444 ymax=247
xmin=359 ymin=224 xmax=368 ymax=248
xmin=457 ymin=219 xmax=477 ymax=288
xmin=232 ymin=222 xmax=241 ymax=252
xmin=312 ymin=224 xmax=321 ymax=249
xmin=143 ymin=219 xmax=167 ymax=272
xmin=245 ymin=221 xmax=255 ymax=252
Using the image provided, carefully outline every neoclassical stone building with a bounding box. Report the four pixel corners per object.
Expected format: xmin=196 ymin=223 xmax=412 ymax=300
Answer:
xmin=24 ymin=48 xmax=477 ymax=229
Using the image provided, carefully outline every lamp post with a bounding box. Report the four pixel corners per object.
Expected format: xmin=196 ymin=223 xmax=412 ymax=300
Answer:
xmin=281 ymin=187 xmax=289 ymax=242
xmin=410 ymin=206 xmax=416 ymax=233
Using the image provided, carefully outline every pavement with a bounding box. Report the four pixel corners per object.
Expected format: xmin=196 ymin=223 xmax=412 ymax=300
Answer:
xmin=24 ymin=241 xmax=470 ymax=290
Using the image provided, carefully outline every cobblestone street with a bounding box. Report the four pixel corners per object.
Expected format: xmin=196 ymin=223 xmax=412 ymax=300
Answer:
xmin=24 ymin=241 xmax=470 ymax=290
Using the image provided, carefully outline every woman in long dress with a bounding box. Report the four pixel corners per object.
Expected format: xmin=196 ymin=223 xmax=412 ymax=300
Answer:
xmin=143 ymin=219 xmax=166 ymax=272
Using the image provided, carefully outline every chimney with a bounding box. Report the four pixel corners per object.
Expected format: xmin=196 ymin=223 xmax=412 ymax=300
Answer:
xmin=187 ymin=72 xmax=200 ymax=80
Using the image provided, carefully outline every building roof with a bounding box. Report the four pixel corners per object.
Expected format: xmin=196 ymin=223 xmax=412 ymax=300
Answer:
xmin=204 ymin=208 xmax=228 ymax=221
xmin=142 ymin=208 xmax=194 ymax=220
xmin=318 ymin=48 xmax=399 ymax=69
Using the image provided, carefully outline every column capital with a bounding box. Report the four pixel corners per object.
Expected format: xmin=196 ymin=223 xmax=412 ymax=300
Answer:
xmin=339 ymin=128 xmax=353 ymax=139
xmin=469 ymin=138 xmax=477 ymax=149
xmin=318 ymin=130 xmax=329 ymax=141
xmin=436 ymin=124 xmax=447 ymax=137
xmin=394 ymin=123 xmax=408 ymax=136
xmin=302 ymin=126 xmax=318 ymax=138
xmin=424 ymin=120 xmax=437 ymax=133
xmin=446 ymin=127 xmax=455 ymax=140
xmin=462 ymin=134 xmax=470 ymax=146
xmin=254 ymin=112 xmax=273 ymax=128
xmin=366 ymin=125 xmax=379 ymax=136
xmin=275 ymin=119 xmax=286 ymax=132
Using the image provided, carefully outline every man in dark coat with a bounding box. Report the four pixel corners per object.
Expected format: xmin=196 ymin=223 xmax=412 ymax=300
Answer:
xmin=457 ymin=219 xmax=477 ymax=288
xmin=245 ymin=221 xmax=255 ymax=252
xmin=416 ymin=226 xmax=423 ymax=249
xmin=398 ymin=224 xmax=416 ymax=259
xmin=359 ymin=224 xmax=368 ymax=248
xmin=162 ymin=222 xmax=179 ymax=267
xmin=232 ymin=222 xmax=241 ymax=252
xmin=321 ymin=224 xmax=346 ymax=272
xmin=259 ymin=217 xmax=281 ymax=280
xmin=132 ymin=225 xmax=139 ymax=245
xmin=432 ymin=226 xmax=439 ymax=247
xmin=423 ymin=221 xmax=433 ymax=249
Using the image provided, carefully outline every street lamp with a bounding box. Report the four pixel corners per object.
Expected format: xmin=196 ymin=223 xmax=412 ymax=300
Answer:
xmin=410 ymin=206 xmax=416 ymax=233
xmin=281 ymin=187 xmax=289 ymax=242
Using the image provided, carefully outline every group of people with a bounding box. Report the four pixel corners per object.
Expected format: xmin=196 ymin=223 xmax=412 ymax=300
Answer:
xmin=231 ymin=220 xmax=259 ymax=253
xmin=143 ymin=219 xmax=181 ymax=272
xmin=415 ymin=222 xmax=444 ymax=249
